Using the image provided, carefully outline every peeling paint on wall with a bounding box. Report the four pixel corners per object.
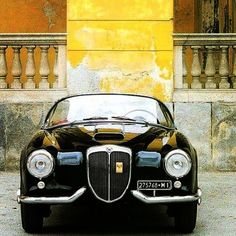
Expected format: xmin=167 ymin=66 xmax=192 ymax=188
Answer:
xmin=67 ymin=60 xmax=172 ymax=100
xmin=67 ymin=0 xmax=173 ymax=101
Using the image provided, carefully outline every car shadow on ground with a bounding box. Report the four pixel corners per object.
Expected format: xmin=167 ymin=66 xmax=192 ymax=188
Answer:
xmin=42 ymin=204 xmax=177 ymax=235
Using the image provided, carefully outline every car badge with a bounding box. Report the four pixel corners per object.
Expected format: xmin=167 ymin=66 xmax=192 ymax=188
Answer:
xmin=106 ymin=147 xmax=113 ymax=153
xmin=116 ymin=162 xmax=123 ymax=173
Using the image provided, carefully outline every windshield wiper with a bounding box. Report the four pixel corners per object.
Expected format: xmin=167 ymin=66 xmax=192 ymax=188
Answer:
xmin=82 ymin=116 xmax=108 ymax=121
xmin=111 ymin=116 xmax=137 ymax=121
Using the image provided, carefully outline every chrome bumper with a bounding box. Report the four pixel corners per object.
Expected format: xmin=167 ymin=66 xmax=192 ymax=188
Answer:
xmin=17 ymin=187 xmax=86 ymax=204
xmin=131 ymin=188 xmax=202 ymax=205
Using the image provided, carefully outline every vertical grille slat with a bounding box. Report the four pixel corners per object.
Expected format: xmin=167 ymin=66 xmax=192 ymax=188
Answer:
xmin=87 ymin=145 xmax=131 ymax=203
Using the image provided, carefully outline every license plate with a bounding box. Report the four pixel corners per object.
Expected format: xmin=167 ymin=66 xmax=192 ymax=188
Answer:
xmin=137 ymin=180 xmax=172 ymax=190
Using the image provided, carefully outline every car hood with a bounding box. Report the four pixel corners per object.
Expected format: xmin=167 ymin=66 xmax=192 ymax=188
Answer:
xmin=39 ymin=123 xmax=177 ymax=152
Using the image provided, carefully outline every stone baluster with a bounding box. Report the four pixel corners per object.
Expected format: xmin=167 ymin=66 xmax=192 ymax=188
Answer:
xmin=232 ymin=46 xmax=236 ymax=88
xmin=53 ymin=46 xmax=58 ymax=88
xmin=25 ymin=46 xmax=36 ymax=89
xmin=58 ymin=45 xmax=67 ymax=88
xmin=11 ymin=46 xmax=22 ymax=89
xmin=39 ymin=45 xmax=50 ymax=89
xmin=191 ymin=46 xmax=202 ymax=89
xmin=182 ymin=47 xmax=188 ymax=88
xmin=219 ymin=46 xmax=229 ymax=88
xmin=205 ymin=46 xmax=216 ymax=88
xmin=0 ymin=46 xmax=8 ymax=88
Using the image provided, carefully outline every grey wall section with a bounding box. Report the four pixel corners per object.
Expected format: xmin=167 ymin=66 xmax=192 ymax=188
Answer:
xmin=0 ymin=103 xmax=53 ymax=171
xmin=174 ymin=102 xmax=212 ymax=171
xmin=174 ymin=102 xmax=236 ymax=171
xmin=0 ymin=102 xmax=235 ymax=171
xmin=212 ymin=103 xmax=236 ymax=171
xmin=0 ymin=104 xmax=6 ymax=170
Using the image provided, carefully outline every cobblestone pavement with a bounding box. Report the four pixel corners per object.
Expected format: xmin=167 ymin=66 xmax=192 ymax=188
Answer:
xmin=0 ymin=172 xmax=236 ymax=236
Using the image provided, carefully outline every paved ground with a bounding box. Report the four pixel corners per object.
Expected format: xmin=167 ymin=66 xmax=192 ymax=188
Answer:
xmin=0 ymin=172 xmax=236 ymax=236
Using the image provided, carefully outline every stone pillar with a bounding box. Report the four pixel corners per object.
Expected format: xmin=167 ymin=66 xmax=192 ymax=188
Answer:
xmin=25 ymin=46 xmax=36 ymax=89
xmin=205 ymin=46 xmax=216 ymax=89
xmin=0 ymin=46 xmax=7 ymax=89
xmin=39 ymin=45 xmax=50 ymax=89
xmin=174 ymin=45 xmax=184 ymax=89
xmin=11 ymin=46 xmax=22 ymax=89
xmin=191 ymin=46 xmax=202 ymax=88
xmin=219 ymin=46 xmax=229 ymax=89
xmin=232 ymin=46 xmax=236 ymax=88
xmin=53 ymin=46 xmax=58 ymax=88
xmin=58 ymin=45 xmax=67 ymax=88
xmin=182 ymin=46 xmax=188 ymax=88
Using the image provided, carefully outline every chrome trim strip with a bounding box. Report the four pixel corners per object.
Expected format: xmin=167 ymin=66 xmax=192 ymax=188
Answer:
xmin=17 ymin=187 xmax=86 ymax=204
xmin=131 ymin=188 xmax=202 ymax=204
xmin=87 ymin=145 xmax=132 ymax=203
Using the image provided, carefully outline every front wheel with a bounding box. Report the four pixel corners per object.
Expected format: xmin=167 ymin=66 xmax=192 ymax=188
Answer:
xmin=21 ymin=203 xmax=44 ymax=233
xmin=174 ymin=201 xmax=197 ymax=233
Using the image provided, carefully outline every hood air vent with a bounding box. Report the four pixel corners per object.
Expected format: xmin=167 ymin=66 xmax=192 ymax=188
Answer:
xmin=93 ymin=132 xmax=124 ymax=141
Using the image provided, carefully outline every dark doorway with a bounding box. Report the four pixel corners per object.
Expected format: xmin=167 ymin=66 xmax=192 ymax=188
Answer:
xmin=200 ymin=0 xmax=235 ymax=33
xmin=174 ymin=0 xmax=235 ymax=33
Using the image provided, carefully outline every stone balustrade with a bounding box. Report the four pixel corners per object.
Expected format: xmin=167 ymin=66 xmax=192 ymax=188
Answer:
xmin=0 ymin=33 xmax=67 ymax=90
xmin=173 ymin=33 xmax=236 ymax=102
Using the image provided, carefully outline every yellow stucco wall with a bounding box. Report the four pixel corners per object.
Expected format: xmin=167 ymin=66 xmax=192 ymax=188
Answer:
xmin=68 ymin=0 xmax=173 ymax=101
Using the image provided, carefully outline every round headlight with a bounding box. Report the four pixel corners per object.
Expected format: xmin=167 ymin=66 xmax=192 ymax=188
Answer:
xmin=164 ymin=149 xmax=191 ymax=178
xmin=27 ymin=150 xmax=54 ymax=179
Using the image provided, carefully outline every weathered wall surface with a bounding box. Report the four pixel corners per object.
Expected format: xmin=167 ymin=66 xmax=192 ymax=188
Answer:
xmin=0 ymin=0 xmax=66 ymax=32
xmin=174 ymin=102 xmax=236 ymax=171
xmin=174 ymin=0 xmax=199 ymax=32
xmin=212 ymin=103 xmax=236 ymax=171
xmin=174 ymin=103 xmax=212 ymax=170
xmin=0 ymin=103 xmax=53 ymax=170
xmin=67 ymin=0 xmax=173 ymax=101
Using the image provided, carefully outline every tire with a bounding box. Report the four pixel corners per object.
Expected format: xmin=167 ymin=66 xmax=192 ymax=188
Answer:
xmin=174 ymin=201 xmax=197 ymax=233
xmin=21 ymin=203 xmax=44 ymax=233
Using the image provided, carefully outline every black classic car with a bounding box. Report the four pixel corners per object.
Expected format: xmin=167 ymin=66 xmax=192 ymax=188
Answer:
xmin=17 ymin=93 xmax=201 ymax=233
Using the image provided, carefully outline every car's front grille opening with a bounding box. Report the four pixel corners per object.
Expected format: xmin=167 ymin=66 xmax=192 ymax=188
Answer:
xmin=87 ymin=145 xmax=131 ymax=203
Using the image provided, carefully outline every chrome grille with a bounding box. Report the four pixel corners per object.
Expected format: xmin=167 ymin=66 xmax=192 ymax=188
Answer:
xmin=87 ymin=145 xmax=132 ymax=203
xmin=110 ymin=151 xmax=130 ymax=200
xmin=88 ymin=151 xmax=109 ymax=201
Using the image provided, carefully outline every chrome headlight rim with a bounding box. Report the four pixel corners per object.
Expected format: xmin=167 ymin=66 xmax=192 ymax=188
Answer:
xmin=164 ymin=149 xmax=192 ymax=178
xmin=26 ymin=149 xmax=54 ymax=179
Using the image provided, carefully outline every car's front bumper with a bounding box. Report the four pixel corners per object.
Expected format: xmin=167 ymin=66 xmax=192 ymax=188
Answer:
xmin=17 ymin=187 xmax=202 ymax=205
xmin=17 ymin=187 xmax=86 ymax=204
xmin=131 ymin=188 xmax=202 ymax=205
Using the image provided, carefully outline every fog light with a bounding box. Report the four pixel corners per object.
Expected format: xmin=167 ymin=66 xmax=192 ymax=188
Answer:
xmin=37 ymin=181 xmax=45 ymax=189
xmin=174 ymin=180 xmax=182 ymax=189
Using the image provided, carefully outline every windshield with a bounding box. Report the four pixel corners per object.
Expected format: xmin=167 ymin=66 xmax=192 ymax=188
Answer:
xmin=45 ymin=94 xmax=173 ymax=128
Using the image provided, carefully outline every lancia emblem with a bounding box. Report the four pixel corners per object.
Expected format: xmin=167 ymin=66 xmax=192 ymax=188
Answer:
xmin=116 ymin=162 xmax=123 ymax=173
xmin=106 ymin=147 xmax=113 ymax=153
